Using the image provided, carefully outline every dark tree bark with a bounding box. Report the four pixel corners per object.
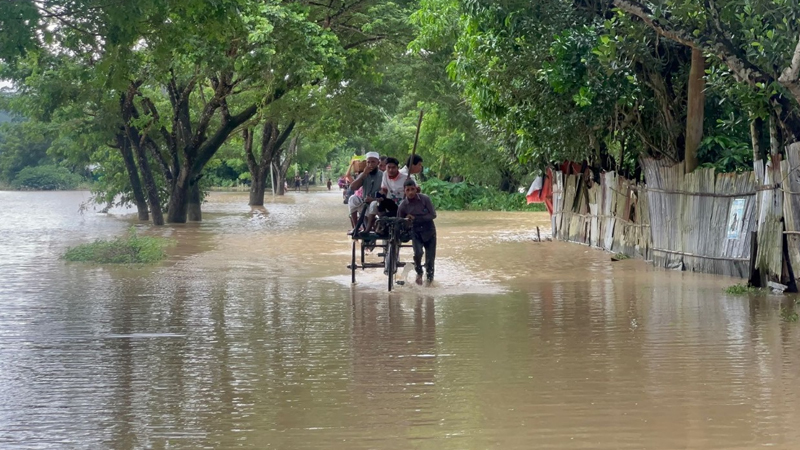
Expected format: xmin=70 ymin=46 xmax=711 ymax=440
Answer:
xmin=188 ymin=179 xmax=202 ymax=221
xmin=116 ymin=132 xmax=149 ymax=221
xmin=276 ymin=136 xmax=299 ymax=195
xmin=157 ymin=74 xmax=290 ymax=223
xmin=130 ymin=138 xmax=165 ymax=226
xmin=684 ymin=48 xmax=705 ymax=173
xmin=166 ymin=168 xmax=191 ymax=224
xmin=751 ymin=117 xmax=764 ymax=164
xmin=245 ymin=120 xmax=296 ymax=203
xmin=122 ymin=86 xmax=165 ymax=225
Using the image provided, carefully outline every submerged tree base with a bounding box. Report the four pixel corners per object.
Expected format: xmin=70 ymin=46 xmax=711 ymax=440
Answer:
xmin=63 ymin=228 xmax=171 ymax=264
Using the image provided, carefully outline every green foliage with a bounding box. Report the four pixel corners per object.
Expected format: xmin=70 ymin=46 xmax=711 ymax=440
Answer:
xmin=724 ymin=284 xmax=763 ymax=295
xmin=781 ymin=308 xmax=799 ymax=323
xmin=63 ymin=228 xmax=171 ymax=264
xmin=0 ymin=119 xmax=53 ymax=183
xmin=697 ymin=135 xmax=752 ymax=173
xmin=203 ymin=157 xmax=249 ymax=188
xmin=12 ymin=165 xmax=83 ymax=190
xmin=420 ymin=178 xmax=545 ymax=211
xmin=410 ymin=0 xmax=687 ymax=169
xmin=0 ymin=0 xmax=415 ymax=220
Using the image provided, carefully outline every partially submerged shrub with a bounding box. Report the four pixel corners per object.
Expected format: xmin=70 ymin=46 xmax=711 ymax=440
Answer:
xmin=63 ymin=228 xmax=171 ymax=264
xmin=781 ymin=308 xmax=799 ymax=322
xmin=724 ymin=284 xmax=762 ymax=295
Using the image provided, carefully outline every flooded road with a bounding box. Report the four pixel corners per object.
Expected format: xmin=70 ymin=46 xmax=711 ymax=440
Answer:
xmin=2 ymin=190 xmax=800 ymax=449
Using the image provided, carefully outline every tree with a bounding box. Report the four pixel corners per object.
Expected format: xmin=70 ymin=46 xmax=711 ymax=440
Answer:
xmin=611 ymin=0 xmax=800 ymax=142
xmin=243 ymin=118 xmax=295 ymax=206
xmin=408 ymin=0 xmax=767 ymax=178
xmin=1 ymin=0 xmax=413 ymax=223
xmin=0 ymin=120 xmax=53 ymax=184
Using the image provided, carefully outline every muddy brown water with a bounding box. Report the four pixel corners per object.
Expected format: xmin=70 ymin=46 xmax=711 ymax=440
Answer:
xmin=2 ymin=190 xmax=800 ymax=449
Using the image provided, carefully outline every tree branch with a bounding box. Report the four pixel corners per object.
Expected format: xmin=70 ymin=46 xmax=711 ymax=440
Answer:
xmin=344 ymin=36 xmax=385 ymax=50
xmin=779 ymin=35 xmax=800 ymax=84
xmin=613 ymin=0 xmax=769 ymax=86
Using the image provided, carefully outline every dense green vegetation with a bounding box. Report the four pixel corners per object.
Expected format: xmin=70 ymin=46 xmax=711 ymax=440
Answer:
xmin=3 ymin=0 xmax=800 ymax=218
xmin=420 ymin=178 xmax=544 ymax=211
xmin=63 ymin=228 xmax=171 ymax=264
xmin=12 ymin=165 xmax=84 ymax=190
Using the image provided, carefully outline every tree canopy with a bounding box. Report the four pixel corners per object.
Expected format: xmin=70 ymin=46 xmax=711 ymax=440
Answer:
xmin=4 ymin=0 xmax=800 ymax=216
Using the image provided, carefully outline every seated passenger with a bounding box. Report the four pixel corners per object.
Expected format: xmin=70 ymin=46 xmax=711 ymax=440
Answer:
xmin=347 ymin=152 xmax=383 ymax=233
xmin=381 ymin=157 xmax=407 ymax=205
xmin=400 ymin=154 xmax=424 ymax=179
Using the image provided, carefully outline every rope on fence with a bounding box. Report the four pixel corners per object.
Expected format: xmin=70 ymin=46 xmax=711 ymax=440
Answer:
xmin=650 ymin=247 xmax=750 ymax=262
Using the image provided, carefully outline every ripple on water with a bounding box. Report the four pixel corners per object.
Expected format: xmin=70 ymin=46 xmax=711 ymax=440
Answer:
xmin=2 ymin=190 xmax=800 ymax=449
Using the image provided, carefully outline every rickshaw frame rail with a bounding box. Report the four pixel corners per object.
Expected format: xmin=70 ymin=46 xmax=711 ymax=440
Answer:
xmin=348 ymin=214 xmax=413 ymax=291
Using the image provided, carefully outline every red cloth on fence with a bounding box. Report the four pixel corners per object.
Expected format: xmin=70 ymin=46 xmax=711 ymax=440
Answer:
xmin=526 ymin=167 xmax=554 ymax=215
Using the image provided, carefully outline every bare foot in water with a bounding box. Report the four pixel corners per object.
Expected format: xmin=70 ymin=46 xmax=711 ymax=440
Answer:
xmin=415 ymin=274 xmax=423 ymax=285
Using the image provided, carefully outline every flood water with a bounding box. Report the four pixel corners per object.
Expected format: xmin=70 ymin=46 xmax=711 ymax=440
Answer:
xmin=2 ymin=189 xmax=800 ymax=449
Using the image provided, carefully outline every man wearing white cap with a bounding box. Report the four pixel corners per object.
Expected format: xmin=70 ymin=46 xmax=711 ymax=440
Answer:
xmin=347 ymin=151 xmax=384 ymax=232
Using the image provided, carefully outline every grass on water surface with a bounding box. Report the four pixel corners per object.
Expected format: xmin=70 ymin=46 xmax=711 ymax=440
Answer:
xmin=724 ymin=283 xmax=766 ymax=295
xmin=63 ymin=227 xmax=172 ymax=264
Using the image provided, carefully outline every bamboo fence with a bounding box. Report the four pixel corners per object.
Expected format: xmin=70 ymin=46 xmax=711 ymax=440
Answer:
xmin=552 ymin=159 xmax=759 ymax=278
xmin=781 ymin=143 xmax=800 ymax=282
xmin=552 ymin=170 xmax=650 ymax=258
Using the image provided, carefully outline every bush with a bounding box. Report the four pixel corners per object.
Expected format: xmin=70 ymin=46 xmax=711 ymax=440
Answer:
xmin=724 ymin=284 xmax=763 ymax=295
xmin=419 ymin=178 xmax=546 ymax=212
xmin=63 ymin=227 xmax=172 ymax=264
xmin=12 ymin=165 xmax=84 ymax=190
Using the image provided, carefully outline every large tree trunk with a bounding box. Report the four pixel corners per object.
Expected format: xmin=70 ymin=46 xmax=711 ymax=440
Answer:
xmin=244 ymin=120 xmax=296 ymax=203
xmin=277 ymin=169 xmax=291 ymax=195
xmin=243 ymin=127 xmax=268 ymax=207
xmin=121 ymin=86 xmax=165 ymax=225
xmin=188 ymin=180 xmax=202 ymax=221
xmin=276 ymin=136 xmax=298 ymax=196
xmin=117 ymin=133 xmax=149 ymax=221
xmin=250 ymin=171 xmax=268 ymax=206
xmin=123 ymin=122 xmax=164 ymax=226
xmin=131 ymin=139 xmax=165 ymax=226
xmin=167 ymin=169 xmax=190 ymax=223
xmin=684 ymin=48 xmax=705 ymax=173
xmin=276 ymin=169 xmax=287 ymax=195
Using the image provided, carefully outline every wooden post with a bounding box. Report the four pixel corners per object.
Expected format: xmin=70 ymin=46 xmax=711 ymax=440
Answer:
xmin=750 ymin=118 xmax=763 ymax=166
xmin=748 ymin=230 xmax=760 ymax=287
xmin=684 ymin=48 xmax=705 ymax=173
xmin=411 ymin=109 xmax=424 ymax=159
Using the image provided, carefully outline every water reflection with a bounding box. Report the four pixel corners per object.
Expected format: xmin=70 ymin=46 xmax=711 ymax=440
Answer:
xmin=2 ymin=190 xmax=800 ymax=449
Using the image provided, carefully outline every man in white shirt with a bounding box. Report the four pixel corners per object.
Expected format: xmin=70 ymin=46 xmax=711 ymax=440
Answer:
xmin=381 ymin=157 xmax=407 ymax=204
